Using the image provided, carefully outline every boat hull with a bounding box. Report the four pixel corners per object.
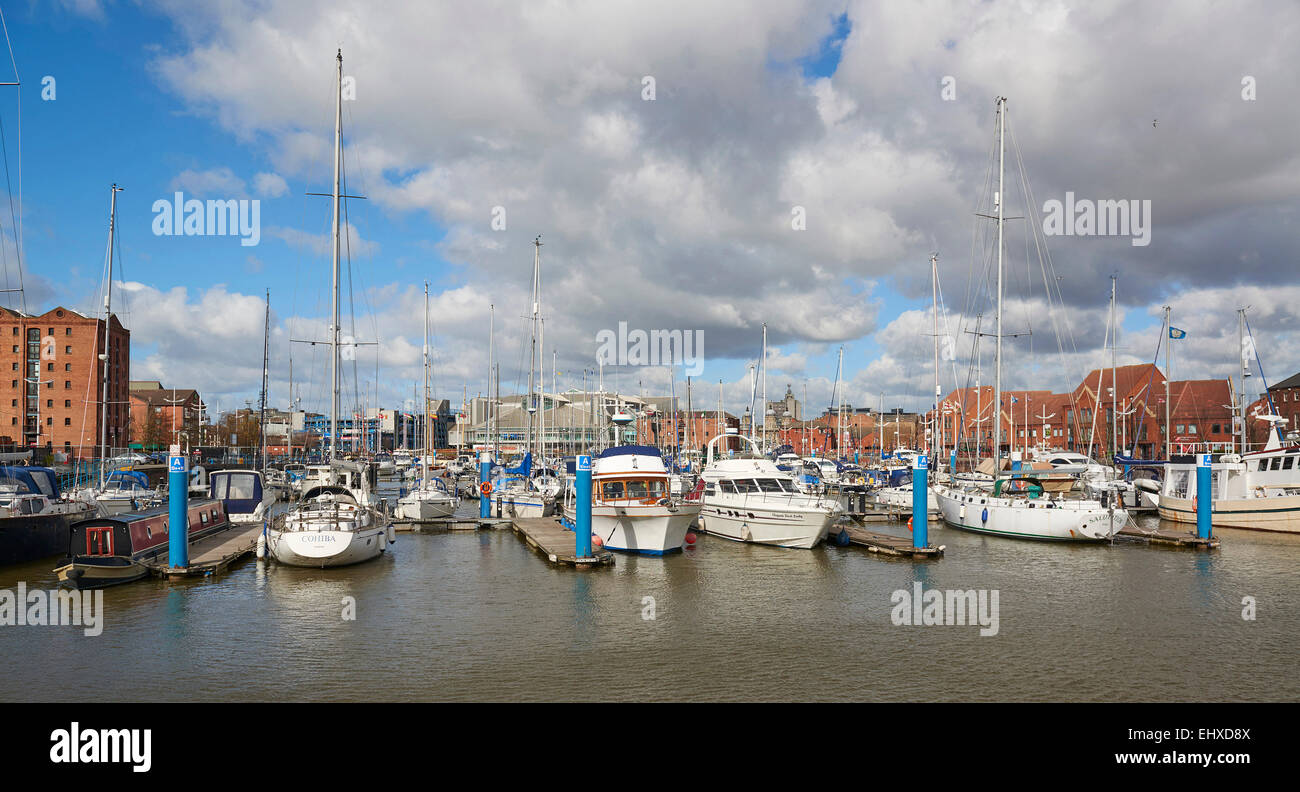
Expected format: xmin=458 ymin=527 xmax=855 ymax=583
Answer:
xmin=267 ymin=526 xmax=389 ymax=567
xmin=934 ymin=486 xmax=1126 ymax=541
xmin=394 ymin=496 xmax=458 ymax=521
xmin=697 ymin=502 xmax=835 ymax=549
xmin=1157 ymin=493 xmax=1300 ymax=533
xmin=54 ymin=556 xmax=147 ymax=590
xmin=584 ymin=504 xmax=700 ymax=554
xmin=0 ymin=513 xmax=77 ymax=566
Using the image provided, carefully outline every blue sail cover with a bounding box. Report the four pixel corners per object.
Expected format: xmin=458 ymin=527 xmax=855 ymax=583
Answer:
xmin=597 ymin=445 xmax=662 ymax=459
xmin=504 ymin=452 xmax=533 ymax=476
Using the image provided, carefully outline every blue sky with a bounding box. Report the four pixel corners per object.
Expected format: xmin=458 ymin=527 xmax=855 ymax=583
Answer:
xmin=0 ymin=1 xmax=1290 ymax=424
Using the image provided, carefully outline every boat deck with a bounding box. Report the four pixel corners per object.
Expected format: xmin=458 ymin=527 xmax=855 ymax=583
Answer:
xmin=394 ymin=517 xmax=512 ymax=532
xmin=1116 ymin=523 xmax=1221 ymax=550
xmin=835 ymin=523 xmax=945 ymax=559
xmin=510 ymin=517 xmax=614 ymax=567
xmin=143 ymin=523 xmax=264 ymax=578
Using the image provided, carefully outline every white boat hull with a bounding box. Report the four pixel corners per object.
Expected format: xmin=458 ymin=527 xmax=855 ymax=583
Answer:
xmin=394 ymin=496 xmax=458 ymax=521
xmin=1157 ymin=493 xmax=1300 ymax=533
xmin=698 ymin=501 xmax=836 ymax=549
xmin=267 ymin=525 xmax=389 ymax=567
xmin=565 ymin=503 xmax=701 ymax=554
xmin=934 ymin=485 xmax=1126 ymax=541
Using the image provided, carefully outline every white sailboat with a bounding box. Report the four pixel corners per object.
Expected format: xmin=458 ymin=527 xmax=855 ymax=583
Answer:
xmin=494 ymin=236 xmax=555 ymax=518
xmin=395 ymin=283 xmax=459 ymax=521
xmin=932 ymin=97 xmax=1127 ymax=542
xmin=266 ymin=49 xmax=393 ymax=567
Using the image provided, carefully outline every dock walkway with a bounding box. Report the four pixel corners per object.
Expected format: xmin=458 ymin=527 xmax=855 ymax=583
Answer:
xmin=393 ymin=517 xmax=511 ymax=532
xmin=835 ymin=523 xmax=944 ymax=559
xmin=1116 ymin=523 xmax=1221 ymax=550
xmin=510 ymin=517 xmax=614 ymax=568
xmin=144 ymin=523 xmax=263 ymax=579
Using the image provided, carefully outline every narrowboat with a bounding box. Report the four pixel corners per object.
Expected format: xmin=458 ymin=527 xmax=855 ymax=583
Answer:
xmin=53 ymin=499 xmax=230 ymax=589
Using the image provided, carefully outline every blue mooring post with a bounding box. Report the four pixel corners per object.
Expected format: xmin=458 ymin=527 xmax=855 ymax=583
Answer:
xmin=478 ymin=451 xmax=491 ymax=520
xmin=576 ymin=455 xmax=593 ymax=557
xmin=168 ymin=448 xmax=189 ymax=568
xmin=1196 ymin=453 xmax=1212 ymax=540
xmin=949 ymin=450 xmax=957 ymax=476
xmin=912 ymin=453 xmax=928 ymax=549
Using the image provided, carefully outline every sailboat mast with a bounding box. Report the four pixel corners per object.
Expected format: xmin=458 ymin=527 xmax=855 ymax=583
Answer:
xmin=761 ymin=322 xmax=767 ymax=451
xmin=99 ymin=184 xmax=121 ymax=484
xmin=1170 ymin=305 xmax=1180 ymax=460
xmin=528 ymin=236 xmax=540 ymax=459
xmin=1110 ymin=275 xmax=1117 ymax=461
xmin=423 ymin=281 xmax=430 ymax=483
xmin=260 ymin=289 xmax=270 ymax=470
xmin=488 ymin=303 xmax=494 ymax=458
xmin=931 ymin=253 xmax=940 ymax=456
xmin=992 ymin=96 xmax=1006 ymax=478
xmin=1238 ymin=308 xmax=1248 ymax=454
xmin=329 ymin=49 xmax=343 ymax=463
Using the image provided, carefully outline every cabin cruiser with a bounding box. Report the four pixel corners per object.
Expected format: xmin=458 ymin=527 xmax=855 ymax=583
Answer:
xmin=80 ymin=470 xmax=160 ymax=516
xmin=699 ymin=432 xmax=841 ymax=549
xmin=561 ymin=445 xmax=701 ymax=555
xmin=210 ymin=469 xmax=276 ymax=525
xmin=55 ymin=499 xmax=230 ymax=589
xmin=0 ymin=466 xmax=102 ymax=566
xmin=1157 ymin=430 xmax=1300 ymax=533
xmin=266 ymin=460 xmax=394 ymax=567
xmin=395 ymin=474 xmax=459 ymax=521
xmin=374 ymin=454 xmax=396 ymax=476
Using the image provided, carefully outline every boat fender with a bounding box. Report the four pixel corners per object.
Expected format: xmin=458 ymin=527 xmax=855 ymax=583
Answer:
xmin=959 ymin=504 xmax=966 ymax=520
xmin=981 ymin=507 xmax=988 ymax=524
xmin=835 ymin=529 xmax=850 ymax=546
xmin=256 ymin=529 xmax=267 ymax=559
xmin=387 ymin=525 xmax=396 ymax=544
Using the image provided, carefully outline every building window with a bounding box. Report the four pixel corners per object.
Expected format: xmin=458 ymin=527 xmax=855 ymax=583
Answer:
xmin=63 ymin=418 xmax=70 ymax=426
xmin=64 ymin=381 xmax=70 ymax=389
xmin=64 ymin=328 xmax=71 ymax=336
xmin=64 ymin=364 xmax=70 ymax=371
xmin=1212 ymin=423 xmax=1221 ymax=434
xmin=64 ymin=346 xmax=71 ymax=354
xmin=64 ymin=399 xmax=70 ymax=407
xmin=46 ymin=362 xmax=53 ymax=371
xmin=46 ymin=399 xmax=52 ymax=408
xmin=1188 ymin=424 xmax=1197 ymax=434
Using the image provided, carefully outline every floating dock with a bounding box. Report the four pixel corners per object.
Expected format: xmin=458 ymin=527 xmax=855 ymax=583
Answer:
xmin=834 ymin=523 xmax=945 ymax=559
xmin=144 ymin=523 xmax=264 ymax=579
xmin=1116 ymin=523 xmax=1221 ymax=550
xmin=393 ymin=517 xmax=512 ymax=532
xmin=510 ymin=517 xmax=614 ymax=567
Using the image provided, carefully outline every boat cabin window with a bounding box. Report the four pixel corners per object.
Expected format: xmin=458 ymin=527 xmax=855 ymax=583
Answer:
xmin=719 ymin=480 xmax=738 ymax=494
xmin=755 ymin=478 xmax=786 ymax=493
xmin=1270 ymin=457 xmax=1282 ymax=471
xmin=601 ymin=481 xmax=624 ymax=500
xmin=212 ymin=472 xmax=258 ymax=500
xmin=1284 ymin=456 xmax=1295 ymax=470
xmin=201 ymin=511 xmax=209 ymax=524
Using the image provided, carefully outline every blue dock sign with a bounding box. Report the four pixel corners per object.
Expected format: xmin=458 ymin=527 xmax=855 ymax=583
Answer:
xmin=169 ymin=455 xmax=187 ymax=473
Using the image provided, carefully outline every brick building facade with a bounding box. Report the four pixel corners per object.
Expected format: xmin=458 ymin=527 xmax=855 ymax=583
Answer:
xmin=0 ymin=306 xmax=130 ymax=458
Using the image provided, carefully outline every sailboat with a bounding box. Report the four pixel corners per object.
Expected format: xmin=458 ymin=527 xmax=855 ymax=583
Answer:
xmin=492 ymin=237 xmax=556 ymax=518
xmin=266 ymin=50 xmax=394 ymax=567
xmin=395 ymin=283 xmax=459 ymax=521
xmin=932 ymin=97 xmax=1128 ymax=542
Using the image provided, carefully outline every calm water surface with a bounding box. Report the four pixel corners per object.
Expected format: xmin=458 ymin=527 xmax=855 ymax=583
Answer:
xmin=2 ymin=486 xmax=1296 ymax=702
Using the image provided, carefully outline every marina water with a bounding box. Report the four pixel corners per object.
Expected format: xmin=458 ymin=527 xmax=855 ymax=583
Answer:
xmin=1 ymin=484 xmax=1296 ymax=702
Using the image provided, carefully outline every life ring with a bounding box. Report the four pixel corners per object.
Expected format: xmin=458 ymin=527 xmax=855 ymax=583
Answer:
xmin=479 ymin=481 xmax=493 ymax=496
xmin=907 ymin=516 xmax=913 ymax=532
